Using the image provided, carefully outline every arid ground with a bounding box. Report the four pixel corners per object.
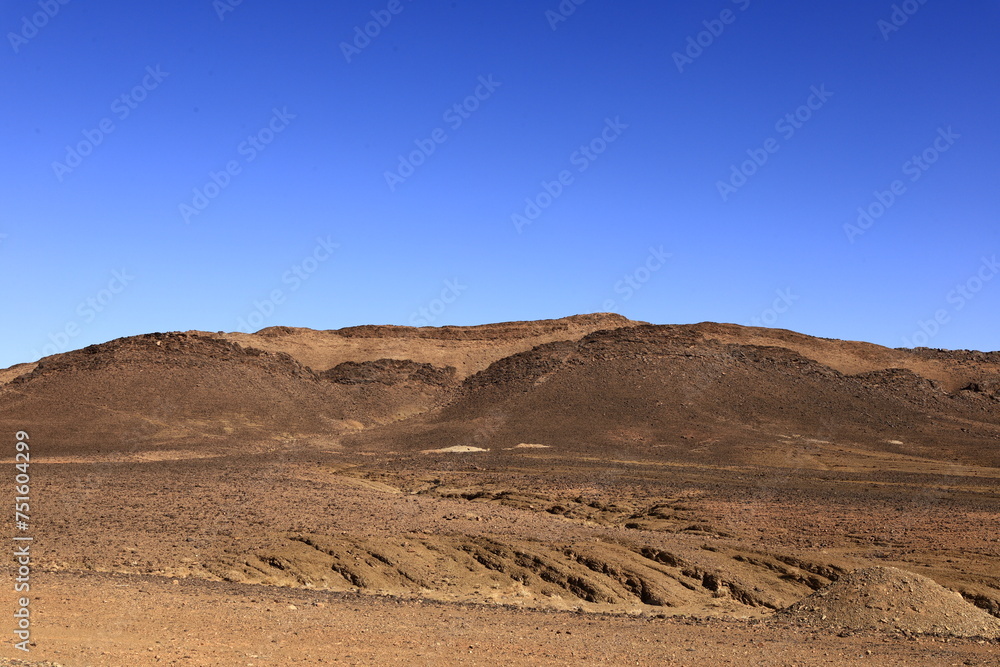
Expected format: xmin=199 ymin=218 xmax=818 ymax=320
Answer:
xmin=2 ymin=314 xmax=999 ymax=665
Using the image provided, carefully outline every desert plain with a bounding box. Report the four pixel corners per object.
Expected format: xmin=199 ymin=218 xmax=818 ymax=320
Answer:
xmin=1 ymin=314 xmax=999 ymax=665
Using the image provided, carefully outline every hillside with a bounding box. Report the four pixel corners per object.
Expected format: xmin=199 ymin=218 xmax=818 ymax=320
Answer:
xmin=346 ymin=324 xmax=1000 ymax=467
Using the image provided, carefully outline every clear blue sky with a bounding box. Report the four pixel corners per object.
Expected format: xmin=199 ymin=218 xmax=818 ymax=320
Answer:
xmin=2 ymin=0 xmax=998 ymax=368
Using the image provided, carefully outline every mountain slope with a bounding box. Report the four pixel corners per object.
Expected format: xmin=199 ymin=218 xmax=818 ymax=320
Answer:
xmin=0 ymin=332 xmax=456 ymax=455
xmin=346 ymin=324 xmax=1000 ymax=467
xmin=2 ymin=318 xmax=997 ymax=464
xmin=205 ymin=312 xmax=643 ymax=378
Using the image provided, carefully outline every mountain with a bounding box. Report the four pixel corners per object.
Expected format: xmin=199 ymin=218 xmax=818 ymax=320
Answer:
xmin=345 ymin=323 xmax=1000 ymax=466
xmin=0 ymin=314 xmax=641 ymax=455
xmin=2 ymin=316 xmax=997 ymax=461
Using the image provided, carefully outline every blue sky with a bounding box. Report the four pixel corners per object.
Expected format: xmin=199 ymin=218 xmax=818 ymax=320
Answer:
xmin=2 ymin=0 xmax=998 ymax=368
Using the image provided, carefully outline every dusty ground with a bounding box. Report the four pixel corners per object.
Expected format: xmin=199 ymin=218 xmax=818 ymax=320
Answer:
xmin=1 ymin=570 xmax=998 ymax=666
xmin=2 ymin=444 xmax=997 ymax=666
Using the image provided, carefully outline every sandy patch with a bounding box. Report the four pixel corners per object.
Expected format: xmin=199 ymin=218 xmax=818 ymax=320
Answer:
xmin=4 ymin=450 xmax=224 ymax=464
xmin=421 ymin=445 xmax=489 ymax=454
xmin=335 ymin=476 xmax=402 ymax=494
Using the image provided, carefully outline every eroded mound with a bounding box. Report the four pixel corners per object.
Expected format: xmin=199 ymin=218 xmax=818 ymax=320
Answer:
xmin=209 ymin=532 xmax=827 ymax=614
xmin=781 ymin=566 xmax=1000 ymax=637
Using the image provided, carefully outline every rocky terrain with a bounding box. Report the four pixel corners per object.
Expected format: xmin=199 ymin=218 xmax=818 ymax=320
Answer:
xmin=1 ymin=314 xmax=998 ymax=665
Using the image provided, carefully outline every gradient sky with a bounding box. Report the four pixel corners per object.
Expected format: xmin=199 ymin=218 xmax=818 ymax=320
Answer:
xmin=2 ymin=0 xmax=998 ymax=368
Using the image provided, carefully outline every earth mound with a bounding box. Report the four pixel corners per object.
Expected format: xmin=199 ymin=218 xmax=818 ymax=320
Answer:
xmin=780 ymin=566 xmax=1000 ymax=638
